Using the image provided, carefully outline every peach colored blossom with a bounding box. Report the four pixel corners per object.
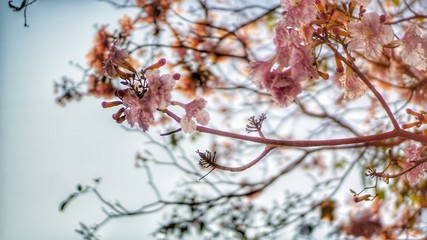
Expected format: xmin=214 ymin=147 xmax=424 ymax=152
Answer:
xmin=340 ymin=65 xmax=367 ymax=100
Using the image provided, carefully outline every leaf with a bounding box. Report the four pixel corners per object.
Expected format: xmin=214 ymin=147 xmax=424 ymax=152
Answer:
xmin=59 ymin=193 xmax=79 ymax=211
xmin=320 ymin=200 xmax=336 ymax=221
xmin=334 ymin=158 xmax=347 ymax=170
xmin=376 ymin=189 xmax=385 ymax=200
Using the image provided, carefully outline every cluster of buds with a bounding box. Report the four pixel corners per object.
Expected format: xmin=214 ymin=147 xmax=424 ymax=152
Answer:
xmin=402 ymin=108 xmax=427 ymax=135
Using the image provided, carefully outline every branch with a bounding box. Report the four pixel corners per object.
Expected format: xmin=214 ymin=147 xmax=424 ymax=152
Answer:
xmin=164 ymin=109 xmax=427 ymax=147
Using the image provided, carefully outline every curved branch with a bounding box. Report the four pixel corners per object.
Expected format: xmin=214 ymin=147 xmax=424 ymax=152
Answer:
xmin=203 ymin=145 xmax=276 ymax=172
xmin=164 ymin=109 xmax=427 ymax=147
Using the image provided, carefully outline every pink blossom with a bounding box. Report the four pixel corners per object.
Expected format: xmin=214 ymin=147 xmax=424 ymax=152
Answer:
xmin=340 ymin=65 xmax=367 ymax=100
xmin=180 ymin=116 xmax=197 ymax=134
xmin=180 ymin=98 xmax=210 ymax=133
xmin=250 ymin=62 xmax=302 ymax=107
xmin=401 ymin=25 xmax=427 ymax=71
xmin=249 ymin=60 xmax=274 ymax=89
xmin=266 ymin=70 xmax=301 ymax=107
xmin=346 ymin=208 xmax=382 ymax=237
xmin=403 ymin=144 xmax=427 ymax=184
xmin=348 ymin=12 xmax=394 ymax=60
xmin=145 ymin=69 xmax=176 ymax=110
xmin=274 ymin=26 xmax=319 ymax=81
xmin=104 ymin=46 xmax=129 ymax=77
xmin=119 ymin=89 xmax=154 ymax=131
xmin=280 ymin=0 xmax=317 ymax=27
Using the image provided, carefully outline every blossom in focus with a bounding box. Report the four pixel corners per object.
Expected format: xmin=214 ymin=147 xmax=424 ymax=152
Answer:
xmin=102 ymin=58 xmax=180 ymax=131
xmin=145 ymin=69 xmax=176 ymax=110
xmin=348 ymin=12 xmax=394 ymax=60
xmin=340 ymin=65 xmax=367 ymax=100
xmin=401 ymin=25 xmax=427 ymax=71
xmin=118 ymin=89 xmax=154 ymax=131
xmin=345 ymin=208 xmax=382 ymax=238
xmin=180 ymin=98 xmax=210 ymax=133
xmin=403 ymin=144 xmax=427 ymax=184
xmin=280 ymin=0 xmax=317 ymax=27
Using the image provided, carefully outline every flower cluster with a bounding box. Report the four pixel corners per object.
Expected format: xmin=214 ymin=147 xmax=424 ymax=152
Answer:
xmin=102 ymin=66 xmax=177 ymax=131
xmin=249 ymin=1 xmax=427 ymax=105
xmin=249 ymin=1 xmax=320 ymax=107
xmin=102 ymin=45 xmax=209 ymax=133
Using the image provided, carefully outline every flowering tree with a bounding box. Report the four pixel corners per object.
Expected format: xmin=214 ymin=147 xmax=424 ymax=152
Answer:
xmin=51 ymin=0 xmax=427 ymax=239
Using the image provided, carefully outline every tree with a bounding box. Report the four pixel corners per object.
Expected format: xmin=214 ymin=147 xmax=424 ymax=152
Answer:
xmin=50 ymin=0 xmax=427 ymax=239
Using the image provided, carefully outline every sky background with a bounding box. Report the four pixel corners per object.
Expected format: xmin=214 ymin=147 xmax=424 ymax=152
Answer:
xmin=0 ymin=1 xmax=168 ymax=239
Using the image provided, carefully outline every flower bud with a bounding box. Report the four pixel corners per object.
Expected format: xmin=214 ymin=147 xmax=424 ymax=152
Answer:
xmin=172 ymin=73 xmax=181 ymax=80
xmin=102 ymin=101 xmax=122 ymax=108
xmin=379 ymin=14 xmax=386 ymax=24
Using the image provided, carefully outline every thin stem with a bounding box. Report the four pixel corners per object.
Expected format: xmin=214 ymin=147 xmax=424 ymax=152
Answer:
xmin=370 ymin=157 xmax=427 ymax=179
xmin=207 ymin=146 xmax=276 ymax=172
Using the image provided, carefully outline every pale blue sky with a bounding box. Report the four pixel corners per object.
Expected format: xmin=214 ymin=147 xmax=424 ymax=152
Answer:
xmin=0 ymin=1 xmax=164 ymax=239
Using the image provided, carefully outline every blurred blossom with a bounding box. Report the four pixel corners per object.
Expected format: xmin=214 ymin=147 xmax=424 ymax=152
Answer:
xmin=348 ymin=12 xmax=394 ymax=60
xmin=274 ymin=26 xmax=319 ymax=81
xmin=403 ymin=144 xmax=427 ymax=184
xmin=340 ymin=65 xmax=367 ymax=100
xmin=280 ymin=0 xmax=317 ymax=27
xmin=104 ymin=46 xmax=129 ymax=77
xmin=250 ymin=61 xmax=302 ymax=107
xmin=401 ymin=25 xmax=427 ymax=71
xmin=346 ymin=207 xmax=382 ymax=237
